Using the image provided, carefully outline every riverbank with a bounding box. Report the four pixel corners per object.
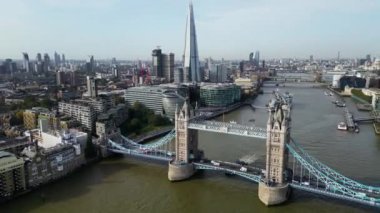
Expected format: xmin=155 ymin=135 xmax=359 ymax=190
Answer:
xmin=130 ymin=126 xmax=173 ymax=144
xmin=0 ymin=156 xmax=101 ymax=205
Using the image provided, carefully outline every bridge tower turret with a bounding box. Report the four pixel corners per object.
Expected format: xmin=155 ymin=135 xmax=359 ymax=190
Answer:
xmin=168 ymin=100 xmax=198 ymax=181
xmin=258 ymin=102 xmax=291 ymax=206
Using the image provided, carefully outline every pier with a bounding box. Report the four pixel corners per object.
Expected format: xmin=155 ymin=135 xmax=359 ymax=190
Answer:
xmin=343 ymin=108 xmax=355 ymax=131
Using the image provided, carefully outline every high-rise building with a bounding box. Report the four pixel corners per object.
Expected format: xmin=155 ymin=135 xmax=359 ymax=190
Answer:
xmin=209 ymin=64 xmax=228 ymax=83
xmin=254 ymin=51 xmax=260 ymax=66
xmin=86 ymin=76 xmax=98 ymax=97
xmin=62 ymin=54 xmax=66 ymax=65
xmin=35 ymin=53 xmax=43 ymax=73
xmin=54 ymin=52 xmax=61 ymax=67
xmin=174 ymin=67 xmax=184 ymax=83
xmin=111 ymin=65 xmax=119 ymax=78
xmin=22 ymin=52 xmax=30 ymax=72
xmin=43 ymin=53 xmax=50 ymax=72
xmin=36 ymin=53 xmax=42 ymax=62
xmin=56 ymin=71 xmax=66 ymax=86
xmin=310 ymin=55 xmax=314 ymax=63
xmin=111 ymin=57 xmax=117 ymax=65
xmin=162 ymin=53 xmax=175 ymax=82
xmin=152 ymin=48 xmax=163 ymax=77
xmin=366 ymin=54 xmax=372 ymax=63
xmin=249 ymin=52 xmax=254 ymax=62
xmin=249 ymin=51 xmax=260 ymax=66
xmin=87 ymin=55 xmax=94 ymax=73
xmin=2 ymin=59 xmax=17 ymax=75
xmin=183 ymin=1 xmax=201 ymax=82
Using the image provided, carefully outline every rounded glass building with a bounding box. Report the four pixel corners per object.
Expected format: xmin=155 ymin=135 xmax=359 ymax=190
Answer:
xmin=200 ymin=83 xmax=241 ymax=107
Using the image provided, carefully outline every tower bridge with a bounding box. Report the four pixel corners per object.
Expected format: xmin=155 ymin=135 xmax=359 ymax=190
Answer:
xmin=107 ymin=92 xmax=380 ymax=208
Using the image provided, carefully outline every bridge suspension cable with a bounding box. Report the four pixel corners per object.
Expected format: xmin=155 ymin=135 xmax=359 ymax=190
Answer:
xmin=287 ymin=143 xmax=380 ymax=206
xmin=289 ymin=138 xmax=380 ymax=194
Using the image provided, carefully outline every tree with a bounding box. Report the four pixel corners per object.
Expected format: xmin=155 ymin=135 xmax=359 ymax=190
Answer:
xmin=40 ymin=98 xmax=55 ymax=109
xmin=13 ymin=111 xmax=24 ymax=125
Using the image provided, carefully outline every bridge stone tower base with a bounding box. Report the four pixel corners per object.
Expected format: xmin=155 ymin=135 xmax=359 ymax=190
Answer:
xmin=258 ymin=182 xmax=289 ymax=206
xmin=168 ymin=101 xmax=198 ymax=181
xmin=168 ymin=162 xmax=195 ymax=181
xmin=259 ymin=102 xmax=291 ymax=206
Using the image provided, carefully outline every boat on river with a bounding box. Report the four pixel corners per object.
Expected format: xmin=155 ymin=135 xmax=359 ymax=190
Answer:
xmin=337 ymin=122 xmax=347 ymax=131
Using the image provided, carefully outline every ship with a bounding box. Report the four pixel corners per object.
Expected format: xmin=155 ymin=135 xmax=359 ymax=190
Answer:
xmin=337 ymin=122 xmax=347 ymax=131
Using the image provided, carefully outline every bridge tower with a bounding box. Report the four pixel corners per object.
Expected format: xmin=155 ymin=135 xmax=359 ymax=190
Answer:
xmin=168 ymin=101 xmax=198 ymax=181
xmin=258 ymin=102 xmax=290 ymax=206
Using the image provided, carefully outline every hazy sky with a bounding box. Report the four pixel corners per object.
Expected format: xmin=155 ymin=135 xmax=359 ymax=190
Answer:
xmin=0 ymin=0 xmax=379 ymax=60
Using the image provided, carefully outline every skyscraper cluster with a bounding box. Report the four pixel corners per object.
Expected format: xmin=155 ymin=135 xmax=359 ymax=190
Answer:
xmin=54 ymin=52 xmax=66 ymax=67
xmin=19 ymin=52 xmax=61 ymax=73
xmin=151 ymin=47 xmax=175 ymax=83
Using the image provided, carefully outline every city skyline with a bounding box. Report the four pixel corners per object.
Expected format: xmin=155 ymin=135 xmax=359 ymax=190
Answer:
xmin=0 ymin=0 xmax=379 ymax=60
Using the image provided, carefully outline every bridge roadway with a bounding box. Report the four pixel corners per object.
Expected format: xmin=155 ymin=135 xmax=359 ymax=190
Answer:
xmin=193 ymin=161 xmax=262 ymax=183
xmin=188 ymin=120 xmax=267 ymax=139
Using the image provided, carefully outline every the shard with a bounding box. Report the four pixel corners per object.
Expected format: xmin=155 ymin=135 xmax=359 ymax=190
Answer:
xmin=183 ymin=1 xmax=201 ymax=82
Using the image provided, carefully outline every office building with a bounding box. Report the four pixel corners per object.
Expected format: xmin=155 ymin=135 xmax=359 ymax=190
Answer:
xmin=209 ymin=64 xmax=228 ymax=83
xmin=124 ymin=85 xmax=185 ymax=119
xmin=22 ymin=52 xmax=30 ymax=72
xmin=174 ymin=67 xmax=184 ymax=83
xmin=86 ymin=76 xmax=98 ymax=98
xmin=43 ymin=53 xmax=50 ymax=72
xmin=54 ymin=52 xmax=61 ymax=67
xmin=183 ymin=1 xmax=201 ymax=82
xmin=152 ymin=48 xmax=163 ymax=77
xmin=162 ymin=53 xmax=175 ymax=82
xmin=249 ymin=51 xmax=260 ymax=66
xmin=200 ymin=83 xmax=241 ymax=107
xmin=56 ymin=70 xmax=79 ymax=86
xmin=87 ymin=55 xmax=94 ymax=73
xmin=1 ymin=59 xmax=17 ymax=75
xmin=111 ymin=65 xmax=119 ymax=78
xmin=0 ymin=151 xmax=26 ymax=197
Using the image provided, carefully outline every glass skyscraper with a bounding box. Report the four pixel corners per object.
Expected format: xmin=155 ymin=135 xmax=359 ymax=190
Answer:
xmin=183 ymin=1 xmax=201 ymax=82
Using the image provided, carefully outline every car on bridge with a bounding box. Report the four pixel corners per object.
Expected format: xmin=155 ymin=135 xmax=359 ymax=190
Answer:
xmin=211 ymin=160 xmax=220 ymax=166
xmin=240 ymin=167 xmax=248 ymax=172
xmin=199 ymin=159 xmax=210 ymax=163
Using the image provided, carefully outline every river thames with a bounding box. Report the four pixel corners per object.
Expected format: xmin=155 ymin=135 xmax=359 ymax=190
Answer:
xmin=2 ymin=85 xmax=379 ymax=213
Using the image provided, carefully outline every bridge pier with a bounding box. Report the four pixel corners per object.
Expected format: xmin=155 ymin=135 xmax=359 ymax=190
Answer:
xmin=168 ymin=162 xmax=195 ymax=181
xmin=258 ymin=100 xmax=291 ymax=206
xmin=258 ymin=182 xmax=290 ymax=206
xmin=168 ymin=100 xmax=198 ymax=182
